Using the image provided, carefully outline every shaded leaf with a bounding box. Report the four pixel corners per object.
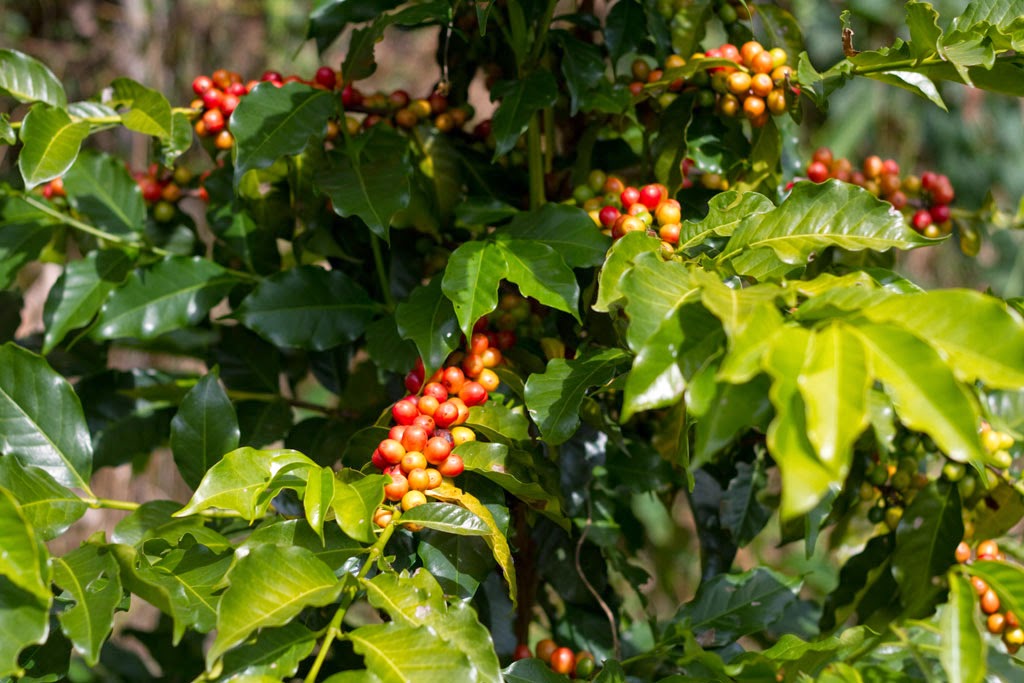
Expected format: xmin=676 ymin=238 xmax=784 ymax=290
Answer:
xmin=497 ymin=240 xmax=580 ymax=320
xmin=217 ymin=622 xmax=317 ymax=682
xmin=490 ymin=72 xmax=558 ymax=158
xmin=42 ymin=250 xmax=133 ymax=353
xmin=442 ymin=241 xmax=507 ymax=339
xmin=498 ymin=202 xmax=612 ymax=268
xmin=892 ymin=480 xmax=962 ymax=615
xmin=170 ymin=369 xmax=239 ymax=489
xmin=396 ymin=277 xmax=460 ymax=377
xmin=63 ymin=150 xmax=145 ymax=235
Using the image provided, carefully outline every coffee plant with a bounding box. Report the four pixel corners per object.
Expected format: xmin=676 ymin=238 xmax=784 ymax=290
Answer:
xmin=1 ymin=1 xmax=1024 ymax=681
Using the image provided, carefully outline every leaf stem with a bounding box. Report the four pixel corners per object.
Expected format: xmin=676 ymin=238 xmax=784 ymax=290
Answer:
xmin=7 ymin=107 xmax=198 ymax=130
xmin=370 ymin=234 xmax=395 ymax=312
xmin=22 ymin=194 xmax=172 ymax=256
xmin=84 ymin=496 xmax=139 ymax=511
xmin=304 ymin=515 xmax=399 ymax=683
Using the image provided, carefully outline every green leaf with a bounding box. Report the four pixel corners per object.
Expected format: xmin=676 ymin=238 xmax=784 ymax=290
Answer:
xmin=63 ymin=150 xmax=146 ymax=235
xmin=717 ymin=181 xmax=930 ymax=281
xmin=490 ymin=71 xmax=558 ymax=158
xmin=553 ymin=31 xmax=609 ymax=115
xmin=594 ymin=231 xmax=661 ymax=313
xmin=365 ymin=315 xmax=418 ymax=374
xmin=110 ymin=78 xmax=172 ymax=138
xmin=696 ymin=271 xmax=782 ymax=383
xmin=861 ymin=290 xmax=1024 ymax=390
xmin=349 ymin=622 xmax=477 ymax=682
xmin=50 ymin=544 xmax=121 ymax=666
xmin=175 ymin=448 xmax=316 ymax=520
xmin=691 ymin=375 xmax=772 ymax=468
xmin=465 ymin=402 xmax=532 ymax=444
xmin=604 ymin=0 xmax=645 ymax=62
xmin=93 ymin=256 xmax=238 ymax=341
xmin=502 ymin=659 xmax=569 ymax=682
xmin=851 ymin=323 xmax=986 ymax=466
xmin=0 ymin=488 xmax=50 ymax=602
xmin=396 ymin=277 xmax=460 ymax=377
xmin=762 ymin=327 xmax=840 ymax=519
xmin=892 ymin=480 xmax=962 ymax=615
xmin=207 ymin=544 xmax=342 ymax=666
xmin=316 ymin=127 xmax=412 ymax=241
xmin=240 ymin=518 xmax=362 ymax=572
xmin=678 ymin=190 xmax=776 ymax=250
xmin=303 ymin=466 xmax=335 ymax=542
xmin=620 ymin=252 xmax=699 ymax=352
xmin=234 ymin=265 xmax=375 ymax=351
xmin=0 ymin=577 xmax=50 ymax=679
xmin=305 ymin=0 xmax=404 ymax=53
xmin=939 ymin=573 xmax=986 ymax=683
xmin=761 ymin=627 xmax=871 ymax=681
xmin=497 ymin=240 xmax=580 ymax=320
xmin=17 ymin=104 xmax=89 ymax=189
xmin=42 ymin=250 xmax=133 ymax=353
xmin=342 ymin=19 xmax=391 ymax=83
xmin=796 ymin=322 xmax=870 ymax=475
xmin=442 ymin=242 xmax=507 ymax=340
xmin=331 ymin=472 xmax=386 ymax=544
xmin=0 ymin=198 xmax=54 ymax=290
xmin=217 ymin=622 xmax=317 ymax=682
xmin=0 ymin=343 xmax=93 ymax=492
xmin=159 ymin=111 xmax=194 ymax=166
xmin=525 ymin=348 xmax=630 ymax=445
xmin=418 ymin=531 xmax=492 ymax=599
xmin=968 ymin=560 xmax=1024 ymax=625
xmin=721 ymin=460 xmax=771 ymax=546
xmin=170 ymin=369 xmax=240 ymax=489
xmin=0 ymin=114 xmax=13 ymax=145
xmin=231 ymin=81 xmax=335 ymax=185
xmin=0 ymin=459 xmax=85 ymax=542
xmin=399 ymin=503 xmax=490 ymax=536
xmin=671 ymin=568 xmax=799 ymax=647
xmin=0 ymin=49 xmax=66 ymax=106
xmin=498 ymin=200 xmax=612 ymax=269
xmin=455 ymin=442 xmax=564 ymax=523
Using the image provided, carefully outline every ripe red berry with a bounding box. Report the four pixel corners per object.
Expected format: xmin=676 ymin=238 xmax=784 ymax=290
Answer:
xmin=423 ymin=382 xmax=448 ymax=402
xmin=930 ymin=204 xmax=951 ymax=224
xmin=202 ymin=108 xmax=225 ymax=135
xmin=911 ymin=209 xmax=933 ymax=232
xmin=261 ymin=70 xmax=284 ymax=83
xmin=341 ymin=84 xmax=363 ymax=108
xmin=438 ymin=454 xmax=465 ymax=477
xmin=495 ymin=329 xmax=516 ymax=350
xmin=423 ymin=436 xmax=452 ymax=465
xmin=383 ymin=469 xmax=409 ymax=501
xmin=392 ymin=400 xmax=419 ymax=426
xmin=314 ymin=66 xmax=337 ymax=90
xmin=807 ymin=161 xmax=829 ymax=183
xmin=388 ymin=425 xmax=407 ymax=442
xmin=412 ymin=414 xmax=435 ymax=433
xmin=192 ymin=75 xmax=213 ymax=96
xmin=433 ymin=401 xmax=460 ymax=428
xmin=549 ymin=648 xmax=576 ymax=675
xmin=458 ymin=381 xmax=488 ymax=407
xmin=599 ymin=205 xmax=621 ymax=228
xmin=920 ymin=171 xmax=938 ymax=190
xmin=401 ymin=425 xmax=429 ymax=453
xmin=442 ymin=366 xmax=466 ymax=395
xmin=138 ymin=178 xmax=163 ymax=203
xmin=227 ymin=82 xmax=248 ymax=96
xmin=620 ymin=186 xmax=641 ymax=207
xmin=201 ymin=87 xmax=223 ymax=110
xmin=638 ymin=184 xmax=663 ymax=210
xmin=371 ymin=449 xmax=388 ymax=470
xmin=513 ymin=643 xmax=532 ymax=661
xmin=405 ymin=371 xmax=423 ymax=394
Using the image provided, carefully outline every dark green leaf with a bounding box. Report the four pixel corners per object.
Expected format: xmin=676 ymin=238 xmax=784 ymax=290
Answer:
xmin=939 ymin=573 xmax=986 ymax=683
xmin=207 ymin=544 xmax=341 ymax=665
xmin=0 ymin=49 xmax=66 ymax=106
xmin=110 ymin=78 xmax=172 ymax=138
xmin=501 ymin=658 xmax=568 ymax=682
xmin=396 ymin=277 xmax=460 ymax=377
xmin=525 ymin=348 xmax=630 ymax=445
xmin=892 ymin=480 xmax=962 ymax=615
xmin=604 ymin=0 xmax=645 ymax=63
xmin=234 ymin=265 xmax=374 ymax=351
xmin=365 ymin=315 xmax=418 ymax=374
xmin=497 ymin=240 xmax=579 ymax=320
xmin=0 ymin=460 xmax=85 ymax=542
xmin=51 ymin=544 xmax=120 ymax=666
xmin=0 ymin=343 xmax=92 ymax=492
xmin=42 ymin=250 xmax=133 ymax=353
xmin=442 ymin=241 xmax=507 ymax=340
xmin=93 ymin=256 xmax=238 ymax=341
xmin=490 ymin=72 xmax=558 ymax=158
xmin=231 ymin=81 xmax=335 ymax=185
xmin=63 ymin=150 xmax=145 ymax=235
xmin=418 ymin=530 xmax=492 ymax=599
xmin=498 ymin=202 xmax=612 ymax=268
xmin=17 ymin=104 xmax=89 ymax=189
xmin=170 ymin=369 xmax=239 ymax=489
xmin=305 ymin=0 xmax=404 ymax=52
xmin=240 ymin=518 xmax=362 ymax=572
xmin=218 ymin=622 xmax=317 ymax=681
xmin=342 ymin=19 xmax=391 ymax=83
xmin=0 ymin=199 xmax=54 ymax=289
xmin=721 ymin=460 xmax=771 ymax=546
xmin=553 ymin=31 xmax=609 ymax=115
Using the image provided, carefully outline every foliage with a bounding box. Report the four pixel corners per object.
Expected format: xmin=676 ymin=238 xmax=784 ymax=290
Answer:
xmin=1 ymin=2 xmax=1024 ymax=682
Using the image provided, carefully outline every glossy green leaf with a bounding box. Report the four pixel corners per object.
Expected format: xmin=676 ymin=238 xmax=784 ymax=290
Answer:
xmin=553 ymin=31 xmax=609 ymax=115
xmin=303 ymin=466 xmax=335 ymax=542
xmin=671 ymin=568 xmax=798 ymax=647
xmin=497 ymin=240 xmax=580 ymax=320
xmin=620 ymin=252 xmax=699 ymax=352
xmin=93 ymin=256 xmax=238 ymax=341
xmin=442 ymin=241 xmax=507 ymax=339
xmin=455 ymin=442 xmax=564 ymax=523
xmin=762 ymin=327 xmax=839 ymax=519
xmin=234 ymin=265 xmax=374 ymax=351
xmin=396 ymin=277 xmax=460 ymax=377
xmin=398 ymin=503 xmax=490 ymax=536
xmin=604 ymin=0 xmax=645 ymax=62
xmin=0 ymin=197 xmax=54 ymax=289
xmin=498 ymin=202 xmax=612 ymax=268
xmin=207 ymin=544 xmax=342 ymax=665
xmin=240 ymin=518 xmax=362 ymax=572
xmin=761 ymin=627 xmax=870 ymax=682
xmin=851 ymin=323 xmax=986 ymax=466
xmin=820 ymin=533 xmax=897 ymax=632
xmin=691 ymin=375 xmax=772 ymax=468
xmin=175 ymin=448 xmax=316 ymax=520
xmin=112 ymin=499 xmax=230 ymax=552
xmin=348 ymin=623 xmax=476 ymax=682
xmin=0 ymin=488 xmax=50 ymax=601
xmin=0 ymin=459 xmax=85 ymax=542
xmin=718 ymin=180 xmax=930 ymax=280
xmin=160 ymin=111 xmax=194 ymax=166
xmin=696 ymin=272 xmax=782 ymax=383
xmin=0 ymin=343 xmax=93 ymax=492
xmin=418 ymin=531 xmax=492 ymax=599
xmin=51 ymin=544 xmax=121 ymax=666
xmin=63 ymin=150 xmax=146 ymax=235
xmin=0 ymin=49 xmax=66 ymax=106
xmin=305 ymin=0 xmax=404 ymax=52
xmin=892 ymin=480 xmax=962 ymax=615
xmin=17 ymin=104 xmax=89 ymax=189
xmin=109 ymin=78 xmax=172 ymax=137
xmin=501 ymin=659 xmax=568 ymax=682
xmin=42 ymin=250 xmax=133 ymax=353
xmin=365 ymin=315 xmax=418 ymax=374
xmin=217 ymin=622 xmax=317 ymax=682
xmin=525 ymin=348 xmax=630 ymax=445
xmin=967 ymin=560 xmax=1024 ymax=624
xmin=0 ymin=577 xmax=50 ymax=679
xmin=721 ymin=460 xmax=771 ymax=546
xmin=465 ymin=402 xmax=532 ymax=444
xmin=939 ymin=573 xmax=985 ymax=683
xmin=362 ymin=571 xmax=501 ymax=682
xmin=331 ymin=472 xmax=386 ymax=544
xmin=316 ymin=126 xmax=411 ymax=241
xmin=594 ymin=231 xmax=660 ymax=313
xmin=231 ymin=81 xmax=335 ymax=185
xmin=796 ymin=322 xmax=870 ymax=475
xmin=490 ymin=71 xmax=558 ymax=158
xmin=678 ymin=190 xmax=776 ymax=250
xmin=861 ymin=290 xmax=1024 ymax=390
xmin=170 ymin=369 xmax=240 ymax=489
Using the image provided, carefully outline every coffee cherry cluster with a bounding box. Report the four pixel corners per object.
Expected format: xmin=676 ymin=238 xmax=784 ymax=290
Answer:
xmin=861 ymin=453 xmax=929 ymax=531
xmin=190 ymin=66 xmax=341 ymax=150
xmin=132 ymin=163 xmax=195 ymax=223
xmin=804 ymin=148 xmax=956 ymax=239
xmin=341 ymin=85 xmax=474 ymax=136
xmin=572 ymin=170 xmax=682 ymax=251
xmin=370 ymin=327 xmax=506 ymax=525
xmin=515 ymin=640 xmax=596 ymax=679
xmin=955 ymin=540 xmax=1024 ymax=654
